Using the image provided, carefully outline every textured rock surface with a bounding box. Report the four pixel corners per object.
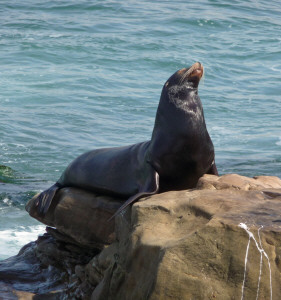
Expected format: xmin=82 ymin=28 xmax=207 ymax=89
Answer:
xmin=197 ymin=173 xmax=281 ymax=191
xmin=0 ymin=227 xmax=98 ymax=299
xmin=26 ymin=187 xmax=123 ymax=248
xmin=1 ymin=174 xmax=281 ymax=299
xmin=88 ymin=174 xmax=281 ymax=300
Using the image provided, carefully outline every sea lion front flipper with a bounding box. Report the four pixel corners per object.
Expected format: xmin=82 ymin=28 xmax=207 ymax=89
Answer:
xmin=35 ymin=183 xmax=60 ymax=215
xmin=108 ymin=170 xmax=159 ymax=221
xmin=207 ymin=161 xmax=219 ymax=176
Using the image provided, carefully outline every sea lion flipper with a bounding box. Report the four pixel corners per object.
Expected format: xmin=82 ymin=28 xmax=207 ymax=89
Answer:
xmin=207 ymin=161 xmax=219 ymax=176
xmin=108 ymin=171 xmax=159 ymax=221
xmin=35 ymin=184 xmax=60 ymax=215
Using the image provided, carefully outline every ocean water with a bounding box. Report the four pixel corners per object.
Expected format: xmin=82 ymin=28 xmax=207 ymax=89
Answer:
xmin=0 ymin=0 xmax=280 ymax=260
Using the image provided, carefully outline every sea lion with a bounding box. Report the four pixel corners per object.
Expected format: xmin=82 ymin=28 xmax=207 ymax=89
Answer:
xmin=33 ymin=62 xmax=218 ymax=219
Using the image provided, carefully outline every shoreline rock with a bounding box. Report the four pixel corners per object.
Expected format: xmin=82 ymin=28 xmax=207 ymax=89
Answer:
xmin=1 ymin=174 xmax=281 ymax=299
xmin=26 ymin=188 xmax=124 ymax=249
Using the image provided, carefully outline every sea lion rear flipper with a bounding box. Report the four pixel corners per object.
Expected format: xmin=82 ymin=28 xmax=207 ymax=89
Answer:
xmin=35 ymin=183 xmax=60 ymax=215
xmin=108 ymin=171 xmax=159 ymax=221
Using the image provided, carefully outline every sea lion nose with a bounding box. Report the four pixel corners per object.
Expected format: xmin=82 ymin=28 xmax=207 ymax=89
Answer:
xmin=195 ymin=62 xmax=203 ymax=76
xmin=186 ymin=62 xmax=204 ymax=87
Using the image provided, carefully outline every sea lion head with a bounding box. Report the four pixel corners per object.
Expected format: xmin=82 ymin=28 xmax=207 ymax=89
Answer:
xmin=161 ymin=62 xmax=204 ymax=113
xmin=149 ymin=61 xmax=212 ymax=182
xmin=165 ymin=62 xmax=204 ymax=90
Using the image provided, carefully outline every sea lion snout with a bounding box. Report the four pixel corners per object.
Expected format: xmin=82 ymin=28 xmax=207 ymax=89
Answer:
xmin=188 ymin=62 xmax=204 ymax=80
xmin=177 ymin=62 xmax=204 ymax=86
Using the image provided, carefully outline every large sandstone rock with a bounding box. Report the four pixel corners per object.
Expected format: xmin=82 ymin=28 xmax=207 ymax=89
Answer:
xmin=197 ymin=173 xmax=281 ymax=191
xmin=2 ymin=174 xmax=281 ymax=299
xmin=88 ymin=174 xmax=281 ymax=300
xmin=26 ymin=187 xmax=123 ymax=248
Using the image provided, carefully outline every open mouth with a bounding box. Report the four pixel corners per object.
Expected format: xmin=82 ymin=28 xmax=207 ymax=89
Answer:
xmin=180 ymin=62 xmax=204 ymax=84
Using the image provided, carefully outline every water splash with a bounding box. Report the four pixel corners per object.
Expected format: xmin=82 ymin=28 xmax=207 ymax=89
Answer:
xmin=0 ymin=224 xmax=46 ymax=260
xmin=238 ymin=223 xmax=272 ymax=300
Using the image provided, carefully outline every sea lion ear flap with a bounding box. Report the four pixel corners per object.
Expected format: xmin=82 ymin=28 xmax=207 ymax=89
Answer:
xmin=108 ymin=170 xmax=159 ymax=221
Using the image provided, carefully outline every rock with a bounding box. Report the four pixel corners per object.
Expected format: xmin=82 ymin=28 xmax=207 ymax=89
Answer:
xmin=2 ymin=174 xmax=281 ymax=299
xmin=197 ymin=173 xmax=281 ymax=191
xmin=0 ymin=238 xmax=67 ymax=299
xmin=0 ymin=283 xmax=35 ymax=300
xmin=25 ymin=187 xmax=124 ymax=248
xmin=0 ymin=228 xmax=97 ymax=299
xmin=87 ymin=174 xmax=281 ymax=300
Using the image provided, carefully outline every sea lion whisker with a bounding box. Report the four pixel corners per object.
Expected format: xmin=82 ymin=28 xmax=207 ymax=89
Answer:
xmin=179 ymin=64 xmax=197 ymax=85
xmin=179 ymin=69 xmax=190 ymax=85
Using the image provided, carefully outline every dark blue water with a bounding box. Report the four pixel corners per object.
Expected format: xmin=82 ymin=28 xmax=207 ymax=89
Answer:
xmin=0 ymin=0 xmax=280 ymax=259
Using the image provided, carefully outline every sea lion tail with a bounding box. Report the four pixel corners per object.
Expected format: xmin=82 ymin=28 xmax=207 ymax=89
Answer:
xmin=34 ymin=183 xmax=60 ymax=215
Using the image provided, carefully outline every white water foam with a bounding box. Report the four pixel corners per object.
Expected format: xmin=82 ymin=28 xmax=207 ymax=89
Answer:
xmin=239 ymin=223 xmax=272 ymax=300
xmin=0 ymin=225 xmax=46 ymax=260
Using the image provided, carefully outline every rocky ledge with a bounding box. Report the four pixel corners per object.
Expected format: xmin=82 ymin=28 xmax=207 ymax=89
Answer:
xmin=0 ymin=174 xmax=281 ymax=299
